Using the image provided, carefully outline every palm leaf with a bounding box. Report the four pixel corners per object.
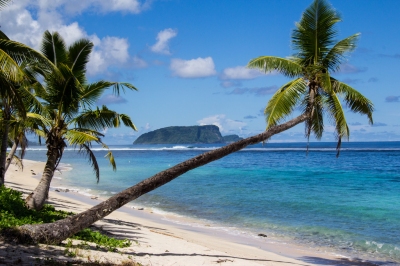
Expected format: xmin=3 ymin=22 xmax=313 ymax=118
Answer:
xmin=265 ymin=78 xmax=307 ymax=128
xmin=324 ymin=90 xmax=349 ymax=156
xmin=78 ymin=143 xmax=100 ymax=182
xmin=41 ymin=31 xmax=68 ymax=66
xmin=68 ymin=39 xmax=93 ymax=83
xmin=323 ymin=33 xmax=360 ymax=71
xmin=292 ymin=0 xmax=341 ymax=65
xmin=247 ymin=56 xmax=302 ymax=78
xmin=332 ymin=79 xmax=374 ymax=124
xmin=64 ymin=130 xmax=99 ymax=145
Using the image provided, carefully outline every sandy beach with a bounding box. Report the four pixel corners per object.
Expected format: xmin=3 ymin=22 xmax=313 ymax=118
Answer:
xmin=1 ymin=159 xmax=379 ymax=266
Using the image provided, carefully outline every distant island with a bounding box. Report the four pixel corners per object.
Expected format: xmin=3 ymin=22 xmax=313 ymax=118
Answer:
xmin=133 ymin=125 xmax=243 ymax=144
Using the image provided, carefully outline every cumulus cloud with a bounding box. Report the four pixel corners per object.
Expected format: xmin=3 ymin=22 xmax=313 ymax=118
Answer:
xmin=2 ymin=1 xmax=148 ymax=76
xmin=170 ymin=57 xmax=216 ymax=78
xmin=197 ymin=114 xmax=246 ymax=134
xmin=150 ymin=28 xmax=177 ymax=55
xmin=385 ymin=96 xmax=400 ymax=102
xmin=220 ymin=66 xmax=266 ymax=80
xmin=97 ymin=94 xmax=128 ymax=105
xmin=227 ymin=86 xmax=277 ymax=97
xmin=337 ymin=63 xmax=367 ymax=74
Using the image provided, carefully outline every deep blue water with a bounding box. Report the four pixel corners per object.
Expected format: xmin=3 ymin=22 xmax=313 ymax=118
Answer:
xmin=23 ymin=141 xmax=400 ymax=262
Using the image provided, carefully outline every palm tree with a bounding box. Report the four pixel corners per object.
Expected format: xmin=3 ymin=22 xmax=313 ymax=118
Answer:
xmin=247 ymin=0 xmax=373 ymax=154
xmin=0 ymin=31 xmax=53 ymax=185
xmin=24 ymin=31 xmax=137 ymax=210
xmin=15 ymin=0 xmax=373 ymax=243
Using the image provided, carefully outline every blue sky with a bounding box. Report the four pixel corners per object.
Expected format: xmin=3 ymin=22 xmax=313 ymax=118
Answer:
xmin=2 ymin=0 xmax=400 ymax=144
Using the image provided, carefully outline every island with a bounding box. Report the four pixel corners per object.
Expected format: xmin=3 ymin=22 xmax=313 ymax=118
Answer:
xmin=133 ymin=125 xmax=243 ymax=144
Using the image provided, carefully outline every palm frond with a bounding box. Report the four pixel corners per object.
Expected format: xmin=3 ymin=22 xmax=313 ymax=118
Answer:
xmin=332 ymin=79 xmax=374 ymax=124
xmin=247 ymin=56 xmax=302 ymax=78
xmin=265 ymin=78 xmax=307 ymax=128
xmin=41 ymin=31 xmax=68 ymax=66
xmin=292 ymin=0 xmax=341 ymax=65
xmin=120 ymin=114 xmax=137 ymax=131
xmin=72 ymin=105 xmax=137 ymax=131
xmin=78 ymin=143 xmax=100 ymax=182
xmin=104 ymin=149 xmax=116 ymax=171
xmin=323 ymin=33 xmax=360 ymax=71
xmin=324 ymin=90 xmax=349 ymax=157
xmin=0 ymin=0 xmax=12 ymax=10
xmin=10 ymin=154 xmax=23 ymax=170
xmin=68 ymin=39 xmax=93 ymax=83
xmin=64 ymin=130 xmax=99 ymax=145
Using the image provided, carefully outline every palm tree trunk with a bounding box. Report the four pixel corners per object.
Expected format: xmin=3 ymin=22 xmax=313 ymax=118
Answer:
xmin=24 ymin=146 xmax=60 ymax=210
xmin=5 ymin=139 xmax=19 ymax=173
xmin=0 ymin=109 xmax=10 ymax=186
xmin=17 ymin=113 xmax=308 ymax=244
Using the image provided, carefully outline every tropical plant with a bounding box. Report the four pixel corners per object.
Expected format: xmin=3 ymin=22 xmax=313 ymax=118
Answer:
xmin=12 ymin=0 xmax=373 ymax=243
xmin=0 ymin=31 xmax=53 ymax=185
xmin=24 ymin=31 xmax=137 ymax=210
xmin=247 ymin=0 xmax=373 ymax=154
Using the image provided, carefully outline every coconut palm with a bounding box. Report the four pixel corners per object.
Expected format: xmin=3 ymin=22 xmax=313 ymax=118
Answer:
xmin=15 ymin=0 xmax=373 ymax=243
xmin=24 ymin=31 xmax=137 ymax=210
xmin=247 ymin=0 xmax=373 ymax=154
xmin=0 ymin=31 xmax=53 ymax=185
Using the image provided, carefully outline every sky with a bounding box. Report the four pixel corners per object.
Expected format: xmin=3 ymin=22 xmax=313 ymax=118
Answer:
xmin=2 ymin=0 xmax=400 ymax=144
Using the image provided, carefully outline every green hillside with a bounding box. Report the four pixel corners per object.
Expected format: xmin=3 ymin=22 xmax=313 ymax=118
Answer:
xmin=133 ymin=125 xmax=241 ymax=144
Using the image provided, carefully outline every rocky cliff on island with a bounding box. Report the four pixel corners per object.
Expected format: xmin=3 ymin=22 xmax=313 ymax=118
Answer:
xmin=133 ymin=125 xmax=242 ymax=144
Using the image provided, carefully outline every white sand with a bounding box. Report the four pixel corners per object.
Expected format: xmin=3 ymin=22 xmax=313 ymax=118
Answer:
xmin=2 ymin=159 xmax=369 ymax=265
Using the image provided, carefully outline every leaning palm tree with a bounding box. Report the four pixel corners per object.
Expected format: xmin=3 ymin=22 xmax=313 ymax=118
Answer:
xmin=248 ymin=0 xmax=373 ymax=154
xmin=16 ymin=0 xmax=373 ymax=243
xmin=24 ymin=31 xmax=137 ymax=210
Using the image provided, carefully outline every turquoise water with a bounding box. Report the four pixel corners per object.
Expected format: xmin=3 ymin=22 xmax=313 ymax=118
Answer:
xmin=24 ymin=142 xmax=400 ymax=262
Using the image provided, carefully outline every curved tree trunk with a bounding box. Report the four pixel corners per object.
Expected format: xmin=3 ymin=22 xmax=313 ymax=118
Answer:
xmin=17 ymin=113 xmax=308 ymax=244
xmin=5 ymin=139 xmax=19 ymax=173
xmin=0 ymin=108 xmax=10 ymax=186
xmin=24 ymin=146 xmax=60 ymax=210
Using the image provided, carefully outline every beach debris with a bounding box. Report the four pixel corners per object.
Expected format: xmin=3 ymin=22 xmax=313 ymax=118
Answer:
xmin=55 ymin=189 xmax=60 ymax=192
xmin=138 ymin=207 xmax=144 ymax=210
xmin=215 ymin=259 xmax=234 ymax=263
xmin=91 ymin=196 xmax=98 ymax=200
xmin=32 ymin=173 xmax=36 ymax=175
xmin=258 ymin=233 xmax=267 ymax=238
xmin=165 ymin=250 xmax=169 ymax=252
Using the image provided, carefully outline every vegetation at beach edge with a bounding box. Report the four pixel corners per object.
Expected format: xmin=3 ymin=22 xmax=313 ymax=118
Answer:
xmin=0 ymin=186 xmax=131 ymax=251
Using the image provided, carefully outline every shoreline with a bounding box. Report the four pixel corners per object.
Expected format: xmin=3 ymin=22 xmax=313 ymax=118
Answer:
xmin=3 ymin=159 xmax=392 ymax=265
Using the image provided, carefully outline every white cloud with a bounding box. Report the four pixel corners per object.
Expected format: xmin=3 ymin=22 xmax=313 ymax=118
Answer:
xmin=87 ymin=36 xmax=130 ymax=75
xmin=36 ymin=0 xmax=152 ymax=15
xmin=197 ymin=114 xmax=246 ymax=134
xmin=2 ymin=1 xmax=148 ymax=76
xmin=221 ymin=66 xmax=266 ymax=80
xmin=170 ymin=57 xmax=216 ymax=78
xmin=150 ymin=28 xmax=177 ymax=55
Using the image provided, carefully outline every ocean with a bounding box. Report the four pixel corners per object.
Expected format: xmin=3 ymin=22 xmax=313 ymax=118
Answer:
xmin=22 ymin=141 xmax=400 ymax=263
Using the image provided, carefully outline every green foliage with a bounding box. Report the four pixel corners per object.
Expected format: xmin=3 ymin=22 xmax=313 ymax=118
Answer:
xmin=247 ymin=0 xmax=374 ymax=155
xmin=72 ymin=229 xmax=131 ymax=251
xmin=0 ymin=187 xmax=131 ymax=251
xmin=134 ymin=125 xmax=225 ymax=144
xmin=0 ymin=186 xmax=70 ymax=228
